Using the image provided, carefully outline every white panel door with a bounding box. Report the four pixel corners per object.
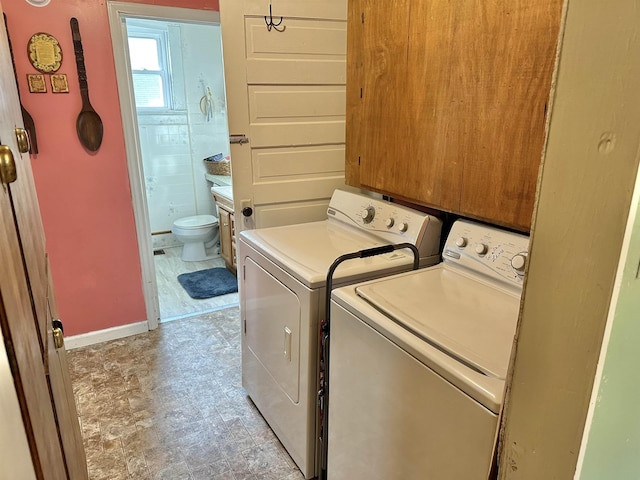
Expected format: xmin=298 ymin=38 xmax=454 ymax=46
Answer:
xmin=220 ymin=0 xmax=348 ymax=232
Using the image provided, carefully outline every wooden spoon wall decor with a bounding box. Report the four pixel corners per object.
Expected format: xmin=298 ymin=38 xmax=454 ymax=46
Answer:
xmin=70 ymin=17 xmax=103 ymax=152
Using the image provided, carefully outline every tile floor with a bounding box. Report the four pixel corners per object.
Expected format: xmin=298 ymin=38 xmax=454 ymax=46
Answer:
xmin=68 ymin=308 xmax=305 ymax=480
xmin=154 ymin=246 xmax=239 ymax=321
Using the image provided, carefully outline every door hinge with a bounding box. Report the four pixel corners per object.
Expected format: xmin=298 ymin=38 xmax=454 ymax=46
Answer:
xmin=244 ymin=318 xmax=247 ymax=334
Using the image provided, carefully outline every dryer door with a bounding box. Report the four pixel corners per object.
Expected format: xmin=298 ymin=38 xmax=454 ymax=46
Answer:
xmin=244 ymin=257 xmax=301 ymax=402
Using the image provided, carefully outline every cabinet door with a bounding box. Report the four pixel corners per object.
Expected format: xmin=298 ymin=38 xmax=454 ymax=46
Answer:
xmin=346 ymin=0 xmax=562 ymax=231
xmin=346 ymin=0 xmax=461 ymax=212
xmin=219 ymin=207 xmax=233 ymax=267
xmin=447 ymin=0 xmax=562 ymax=230
xmin=230 ymin=212 xmax=237 ymax=271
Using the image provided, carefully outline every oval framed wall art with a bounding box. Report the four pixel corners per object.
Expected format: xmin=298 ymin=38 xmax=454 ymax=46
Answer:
xmin=27 ymin=32 xmax=62 ymax=73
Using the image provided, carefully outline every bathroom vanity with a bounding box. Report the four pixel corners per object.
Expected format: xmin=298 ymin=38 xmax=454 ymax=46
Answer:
xmin=211 ymin=184 xmax=236 ymax=274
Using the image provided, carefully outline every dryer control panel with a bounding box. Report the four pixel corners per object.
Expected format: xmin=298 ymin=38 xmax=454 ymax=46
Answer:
xmin=443 ymin=220 xmax=530 ymax=291
xmin=326 ymin=190 xmax=443 ymax=264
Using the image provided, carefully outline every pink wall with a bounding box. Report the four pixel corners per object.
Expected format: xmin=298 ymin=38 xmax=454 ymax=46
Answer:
xmin=4 ymin=0 xmax=219 ymax=336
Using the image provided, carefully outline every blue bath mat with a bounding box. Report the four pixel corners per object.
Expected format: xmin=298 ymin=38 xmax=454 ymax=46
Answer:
xmin=177 ymin=267 xmax=238 ymax=299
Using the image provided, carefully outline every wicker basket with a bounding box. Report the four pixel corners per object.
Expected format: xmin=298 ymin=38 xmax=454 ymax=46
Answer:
xmin=204 ymin=158 xmax=231 ymax=176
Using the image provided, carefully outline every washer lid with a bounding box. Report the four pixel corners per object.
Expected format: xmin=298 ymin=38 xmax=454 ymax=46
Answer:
xmin=240 ymin=220 xmax=416 ymax=288
xmin=174 ymin=215 xmax=218 ymax=229
xmin=355 ymin=265 xmax=521 ymax=380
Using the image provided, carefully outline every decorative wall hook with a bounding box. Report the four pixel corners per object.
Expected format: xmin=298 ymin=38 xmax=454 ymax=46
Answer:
xmin=264 ymin=3 xmax=285 ymax=32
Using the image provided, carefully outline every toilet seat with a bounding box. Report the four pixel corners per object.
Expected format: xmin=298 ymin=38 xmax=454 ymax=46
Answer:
xmin=173 ymin=214 xmax=218 ymax=230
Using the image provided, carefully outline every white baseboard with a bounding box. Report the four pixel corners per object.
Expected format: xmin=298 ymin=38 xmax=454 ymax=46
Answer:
xmin=65 ymin=321 xmax=149 ymax=350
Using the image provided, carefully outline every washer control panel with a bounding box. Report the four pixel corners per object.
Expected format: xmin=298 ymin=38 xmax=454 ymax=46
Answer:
xmin=443 ymin=219 xmax=530 ymax=290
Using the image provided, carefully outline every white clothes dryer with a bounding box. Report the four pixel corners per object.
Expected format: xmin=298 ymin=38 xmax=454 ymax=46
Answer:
xmin=237 ymin=189 xmax=443 ymax=479
xmin=327 ymin=219 xmax=530 ymax=480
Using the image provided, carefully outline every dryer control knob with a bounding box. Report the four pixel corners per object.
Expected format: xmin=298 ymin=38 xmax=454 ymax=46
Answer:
xmin=361 ymin=206 xmax=375 ymax=223
xmin=398 ymin=222 xmax=409 ymax=233
xmin=475 ymin=243 xmax=488 ymax=255
xmin=385 ymin=217 xmax=395 ymax=228
xmin=455 ymin=237 xmax=467 ymax=248
xmin=511 ymin=253 xmax=527 ymax=273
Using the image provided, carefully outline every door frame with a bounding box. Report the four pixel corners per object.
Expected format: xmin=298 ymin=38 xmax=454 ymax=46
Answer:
xmin=107 ymin=2 xmax=220 ymax=330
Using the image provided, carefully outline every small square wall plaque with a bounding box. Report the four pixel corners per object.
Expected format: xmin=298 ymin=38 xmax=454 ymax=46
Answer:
xmin=50 ymin=73 xmax=69 ymax=93
xmin=26 ymin=73 xmax=46 ymax=93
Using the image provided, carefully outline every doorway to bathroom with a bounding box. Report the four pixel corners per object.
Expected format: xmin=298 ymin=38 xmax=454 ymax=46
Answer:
xmin=108 ymin=3 xmax=237 ymax=328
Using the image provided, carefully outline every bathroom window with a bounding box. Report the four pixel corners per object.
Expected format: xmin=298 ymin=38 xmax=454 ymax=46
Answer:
xmin=127 ymin=26 xmax=173 ymax=109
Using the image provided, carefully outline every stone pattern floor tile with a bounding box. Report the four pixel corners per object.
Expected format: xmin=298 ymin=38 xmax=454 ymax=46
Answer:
xmin=68 ymin=308 xmax=305 ymax=480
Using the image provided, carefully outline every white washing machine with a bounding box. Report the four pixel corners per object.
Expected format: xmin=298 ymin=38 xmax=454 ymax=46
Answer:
xmin=327 ymin=219 xmax=530 ymax=480
xmin=237 ymin=189 xmax=443 ymax=479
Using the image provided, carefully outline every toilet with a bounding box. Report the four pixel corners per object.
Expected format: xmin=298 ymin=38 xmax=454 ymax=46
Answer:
xmin=171 ymin=214 xmax=220 ymax=261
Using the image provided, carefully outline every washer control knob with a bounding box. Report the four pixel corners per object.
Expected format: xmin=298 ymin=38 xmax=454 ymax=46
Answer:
xmin=475 ymin=243 xmax=488 ymax=255
xmin=511 ymin=253 xmax=528 ymax=273
xmin=455 ymin=237 xmax=467 ymax=248
xmin=398 ymin=222 xmax=409 ymax=233
xmin=385 ymin=217 xmax=395 ymax=228
xmin=361 ymin=206 xmax=375 ymax=224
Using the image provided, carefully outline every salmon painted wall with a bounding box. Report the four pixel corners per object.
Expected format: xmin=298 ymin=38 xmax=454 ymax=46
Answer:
xmin=4 ymin=0 xmax=219 ymax=336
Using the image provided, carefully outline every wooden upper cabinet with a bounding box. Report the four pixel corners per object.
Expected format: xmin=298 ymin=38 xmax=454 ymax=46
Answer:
xmin=345 ymin=0 xmax=563 ymax=231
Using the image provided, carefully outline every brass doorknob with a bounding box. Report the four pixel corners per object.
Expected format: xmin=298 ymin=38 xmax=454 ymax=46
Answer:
xmin=53 ymin=327 xmax=64 ymax=349
xmin=0 ymin=145 xmax=17 ymax=184
xmin=52 ymin=319 xmax=64 ymax=349
xmin=14 ymin=128 xmax=30 ymax=154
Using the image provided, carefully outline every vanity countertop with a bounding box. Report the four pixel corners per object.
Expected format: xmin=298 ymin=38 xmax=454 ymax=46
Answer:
xmin=211 ymin=185 xmax=234 ymax=211
xmin=205 ymin=173 xmax=232 ymax=187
